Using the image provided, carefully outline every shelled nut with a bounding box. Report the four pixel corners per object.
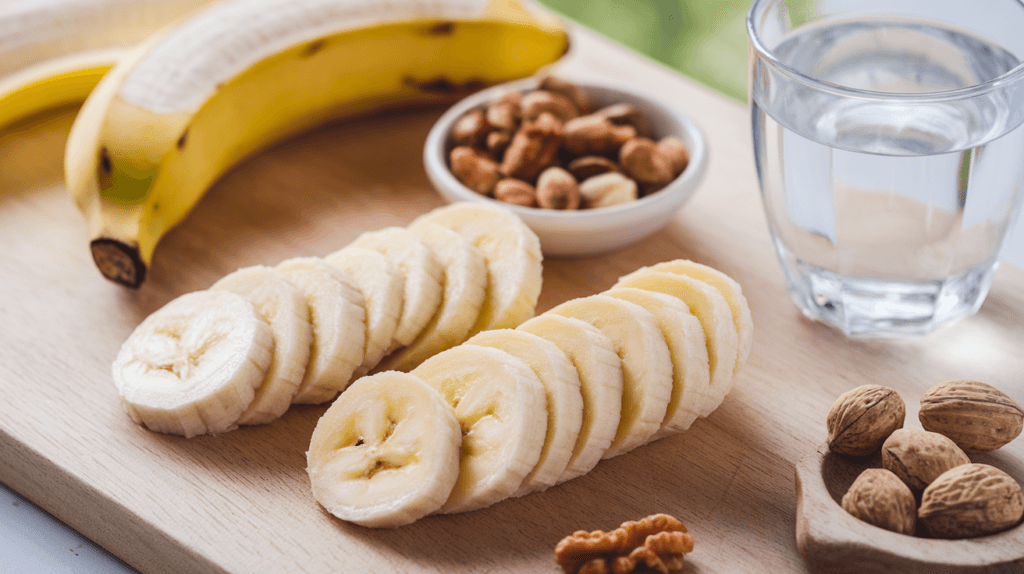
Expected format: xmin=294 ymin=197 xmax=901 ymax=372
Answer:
xmin=619 ymin=137 xmax=674 ymax=192
xmin=536 ymin=167 xmax=579 ymax=210
xmin=449 ymin=146 xmax=500 ymax=195
xmin=493 ymin=178 xmax=536 ymax=207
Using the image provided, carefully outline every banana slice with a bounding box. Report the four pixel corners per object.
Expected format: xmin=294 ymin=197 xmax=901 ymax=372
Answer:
xmin=605 ymin=287 xmax=711 ymax=437
xmin=408 ymin=202 xmax=542 ymax=334
xmin=614 ymin=270 xmax=739 ymax=414
xmin=377 ymin=223 xmax=487 ymax=372
xmin=211 ymin=265 xmax=312 ymax=425
xmin=464 ymin=329 xmax=583 ymax=496
xmin=516 ymin=315 xmax=623 ymax=483
xmin=548 ymin=295 xmax=673 ymax=458
xmin=306 ymin=371 xmax=461 ymax=528
xmin=113 ymin=290 xmax=273 ymax=437
xmin=644 ymin=260 xmax=753 ymax=372
xmin=276 ymin=257 xmax=366 ymax=405
xmin=411 ymin=345 xmax=547 ymax=514
xmin=349 ymin=227 xmax=443 ymax=350
xmin=323 ymin=247 xmax=402 ymax=376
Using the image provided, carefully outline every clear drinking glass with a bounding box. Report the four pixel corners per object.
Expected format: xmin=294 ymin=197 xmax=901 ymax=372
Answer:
xmin=747 ymin=0 xmax=1024 ymax=336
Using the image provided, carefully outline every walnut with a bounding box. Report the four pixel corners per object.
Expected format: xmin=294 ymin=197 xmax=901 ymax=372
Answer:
xmin=841 ymin=468 xmax=917 ymax=535
xmin=919 ymin=379 xmax=1024 ymax=452
xmin=826 ymin=384 xmax=905 ymax=457
xmin=880 ymin=428 xmax=969 ymax=492
xmin=919 ymin=463 xmax=1024 ymax=538
xmin=554 ymin=514 xmax=694 ymax=574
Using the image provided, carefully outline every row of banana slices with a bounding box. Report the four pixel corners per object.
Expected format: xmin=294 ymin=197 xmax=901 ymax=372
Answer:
xmin=112 ymin=203 xmax=543 ymax=437
xmin=306 ymin=259 xmax=754 ymax=527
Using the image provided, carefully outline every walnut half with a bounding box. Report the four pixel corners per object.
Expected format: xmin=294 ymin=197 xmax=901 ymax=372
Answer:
xmin=554 ymin=514 xmax=694 ymax=574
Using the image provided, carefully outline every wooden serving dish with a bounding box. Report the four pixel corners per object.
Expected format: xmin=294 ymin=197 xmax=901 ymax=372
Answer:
xmin=795 ymin=444 xmax=1024 ymax=573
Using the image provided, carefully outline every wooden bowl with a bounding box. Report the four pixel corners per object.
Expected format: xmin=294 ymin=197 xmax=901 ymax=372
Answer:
xmin=795 ymin=444 xmax=1024 ymax=573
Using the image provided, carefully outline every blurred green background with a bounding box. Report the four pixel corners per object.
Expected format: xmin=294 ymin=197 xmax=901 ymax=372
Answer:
xmin=537 ymin=0 xmax=752 ymax=102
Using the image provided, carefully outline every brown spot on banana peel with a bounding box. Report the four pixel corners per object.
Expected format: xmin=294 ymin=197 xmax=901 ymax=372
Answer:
xmin=403 ymin=75 xmax=488 ymax=95
xmin=302 ymin=39 xmax=326 ymax=57
xmin=90 ymin=238 xmax=146 ymax=289
xmin=176 ymin=130 xmax=188 ymax=150
xmin=424 ymin=22 xmax=455 ymax=35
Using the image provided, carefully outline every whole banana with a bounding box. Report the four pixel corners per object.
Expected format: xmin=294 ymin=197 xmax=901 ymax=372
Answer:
xmin=64 ymin=0 xmax=569 ymax=288
xmin=0 ymin=0 xmax=220 ymax=129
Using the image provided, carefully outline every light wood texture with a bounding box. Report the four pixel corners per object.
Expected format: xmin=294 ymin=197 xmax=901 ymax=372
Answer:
xmin=1 ymin=26 xmax=1023 ymax=574
xmin=796 ymin=445 xmax=1024 ymax=573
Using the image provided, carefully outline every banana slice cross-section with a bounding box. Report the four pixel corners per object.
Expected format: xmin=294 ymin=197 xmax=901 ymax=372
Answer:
xmin=211 ymin=265 xmax=312 ymax=425
xmin=605 ymin=287 xmax=711 ymax=437
xmin=408 ymin=202 xmax=542 ymax=335
xmin=377 ymin=223 xmax=487 ymax=372
xmin=464 ymin=329 xmax=583 ymax=496
xmin=613 ymin=270 xmax=738 ymax=415
xmin=306 ymin=371 xmax=461 ymax=528
xmin=349 ymin=227 xmax=443 ymax=350
xmin=548 ymin=295 xmax=673 ymax=459
xmin=276 ymin=257 xmax=366 ymax=405
xmin=412 ymin=345 xmax=548 ymax=514
xmin=645 ymin=260 xmax=753 ymax=372
xmin=323 ymin=247 xmax=403 ymax=377
xmin=516 ymin=314 xmax=623 ymax=483
xmin=113 ymin=290 xmax=273 ymax=437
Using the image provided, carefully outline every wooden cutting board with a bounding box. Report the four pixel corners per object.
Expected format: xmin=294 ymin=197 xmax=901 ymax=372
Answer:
xmin=2 ymin=27 xmax=1023 ymax=574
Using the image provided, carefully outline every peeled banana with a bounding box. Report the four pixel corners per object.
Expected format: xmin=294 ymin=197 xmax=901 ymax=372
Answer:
xmin=304 ymin=258 xmax=754 ymax=526
xmin=64 ymin=0 xmax=568 ymax=287
xmin=0 ymin=0 xmax=220 ymax=129
xmin=112 ymin=290 xmax=273 ymax=437
xmin=306 ymin=371 xmax=463 ymax=528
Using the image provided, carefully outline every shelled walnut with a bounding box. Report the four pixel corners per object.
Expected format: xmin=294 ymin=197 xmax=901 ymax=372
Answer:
xmin=447 ymin=76 xmax=689 ymax=210
xmin=554 ymin=514 xmax=694 ymax=574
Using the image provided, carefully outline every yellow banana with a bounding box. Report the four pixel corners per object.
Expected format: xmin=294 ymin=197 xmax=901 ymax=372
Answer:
xmin=0 ymin=0 xmax=220 ymax=129
xmin=64 ymin=0 xmax=569 ymax=288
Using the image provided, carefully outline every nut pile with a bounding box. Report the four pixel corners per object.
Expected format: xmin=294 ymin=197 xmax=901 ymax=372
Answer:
xmin=826 ymin=380 xmax=1024 ymax=539
xmin=448 ymin=75 xmax=690 ymax=210
xmin=554 ymin=514 xmax=694 ymax=574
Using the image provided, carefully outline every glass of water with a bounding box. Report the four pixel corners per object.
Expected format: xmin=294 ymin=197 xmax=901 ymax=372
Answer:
xmin=747 ymin=0 xmax=1024 ymax=337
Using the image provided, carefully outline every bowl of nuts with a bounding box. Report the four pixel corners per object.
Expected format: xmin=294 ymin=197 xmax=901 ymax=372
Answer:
xmin=423 ymin=73 xmax=707 ymax=257
xmin=796 ymin=381 xmax=1024 ymax=573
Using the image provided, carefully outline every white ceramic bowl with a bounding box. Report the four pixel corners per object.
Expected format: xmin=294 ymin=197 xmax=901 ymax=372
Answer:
xmin=423 ymin=76 xmax=708 ymax=258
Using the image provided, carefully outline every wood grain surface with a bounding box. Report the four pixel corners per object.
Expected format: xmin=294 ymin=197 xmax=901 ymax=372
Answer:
xmin=2 ymin=26 xmax=1023 ymax=574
